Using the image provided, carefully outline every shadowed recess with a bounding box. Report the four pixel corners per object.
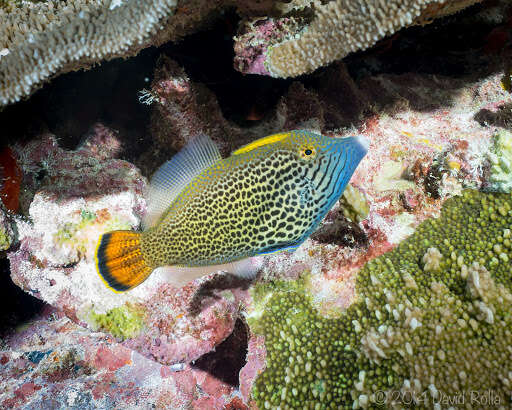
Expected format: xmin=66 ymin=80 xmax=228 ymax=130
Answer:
xmin=157 ymin=9 xmax=292 ymax=127
xmin=188 ymin=273 xmax=253 ymax=317
xmin=191 ymin=318 xmax=248 ymax=387
xmin=0 ymin=257 xmax=45 ymax=336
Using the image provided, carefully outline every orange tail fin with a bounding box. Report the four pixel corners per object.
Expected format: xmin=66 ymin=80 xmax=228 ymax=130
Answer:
xmin=95 ymin=231 xmax=153 ymax=292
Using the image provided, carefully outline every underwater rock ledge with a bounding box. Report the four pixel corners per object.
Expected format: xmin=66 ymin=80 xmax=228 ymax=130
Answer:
xmin=1 ymin=0 xmax=497 ymax=107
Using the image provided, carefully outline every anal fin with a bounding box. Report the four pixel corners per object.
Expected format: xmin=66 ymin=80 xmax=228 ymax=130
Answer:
xmin=153 ymin=257 xmax=264 ymax=287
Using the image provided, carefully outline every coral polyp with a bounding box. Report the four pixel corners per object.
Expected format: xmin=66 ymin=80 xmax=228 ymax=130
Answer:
xmin=249 ymin=190 xmax=512 ymax=409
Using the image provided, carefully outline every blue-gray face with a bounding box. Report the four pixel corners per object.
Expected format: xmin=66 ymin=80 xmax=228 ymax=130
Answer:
xmin=300 ymin=134 xmax=368 ymax=233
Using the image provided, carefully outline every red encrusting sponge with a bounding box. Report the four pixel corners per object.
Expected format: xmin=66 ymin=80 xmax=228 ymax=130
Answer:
xmin=0 ymin=147 xmax=22 ymax=213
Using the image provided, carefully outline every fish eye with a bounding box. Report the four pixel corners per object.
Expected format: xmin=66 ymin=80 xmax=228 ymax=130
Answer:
xmin=300 ymin=145 xmax=316 ymax=160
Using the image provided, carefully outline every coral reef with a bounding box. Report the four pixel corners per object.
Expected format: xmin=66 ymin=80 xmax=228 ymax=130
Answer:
xmin=1 ymin=0 xmax=497 ymax=107
xmin=3 ymin=6 xmax=512 ymax=407
xmin=248 ymin=190 xmax=512 ymax=409
xmin=0 ymin=308 xmax=244 ymax=408
xmin=7 ymin=124 xmax=244 ymax=365
xmin=252 ymin=63 xmax=509 ymax=298
xmin=234 ymin=0 xmax=482 ymax=77
xmin=0 ymin=0 xmax=184 ymax=106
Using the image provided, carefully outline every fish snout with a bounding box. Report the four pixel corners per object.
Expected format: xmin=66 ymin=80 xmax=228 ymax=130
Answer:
xmin=335 ymin=135 xmax=369 ymax=159
xmin=354 ymin=134 xmax=369 ymax=153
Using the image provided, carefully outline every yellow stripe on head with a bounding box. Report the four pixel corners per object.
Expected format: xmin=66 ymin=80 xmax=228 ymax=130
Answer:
xmin=232 ymin=132 xmax=291 ymax=155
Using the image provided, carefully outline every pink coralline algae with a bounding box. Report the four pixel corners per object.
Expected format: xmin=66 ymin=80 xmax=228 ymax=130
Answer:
xmin=146 ymin=56 xmax=260 ymax=160
xmin=233 ymin=18 xmax=300 ymax=76
xmin=7 ymin=124 xmax=245 ymax=366
xmin=148 ymin=57 xmax=237 ymax=153
xmin=0 ymin=308 xmax=243 ymax=409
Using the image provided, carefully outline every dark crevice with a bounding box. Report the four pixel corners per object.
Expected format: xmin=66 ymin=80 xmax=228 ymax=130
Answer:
xmin=312 ymin=215 xmax=369 ymax=248
xmin=0 ymin=257 xmax=45 ymax=337
xmin=191 ymin=317 xmax=248 ymax=387
xmin=158 ymin=10 xmax=291 ymax=128
xmin=343 ymin=1 xmax=504 ymax=80
xmin=424 ymin=159 xmax=447 ymax=200
xmin=0 ymin=10 xmax=291 ymax=162
xmin=474 ymin=102 xmax=512 ymax=129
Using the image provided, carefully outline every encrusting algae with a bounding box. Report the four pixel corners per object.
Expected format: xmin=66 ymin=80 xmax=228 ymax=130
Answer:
xmin=249 ymin=189 xmax=512 ymax=409
xmin=89 ymin=304 xmax=144 ymax=339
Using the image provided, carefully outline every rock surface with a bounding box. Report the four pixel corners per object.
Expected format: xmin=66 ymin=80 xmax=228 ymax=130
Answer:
xmin=0 ymin=308 xmax=245 ymax=409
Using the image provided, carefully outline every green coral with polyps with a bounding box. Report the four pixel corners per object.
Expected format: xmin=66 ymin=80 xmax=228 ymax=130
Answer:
xmin=89 ymin=304 xmax=144 ymax=339
xmin=249 ymin=190 xmax=512 ymax=409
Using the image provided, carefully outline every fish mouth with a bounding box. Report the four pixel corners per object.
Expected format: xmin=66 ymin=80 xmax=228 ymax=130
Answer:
xmin=354 ymin=134 xmax=369 ymax=152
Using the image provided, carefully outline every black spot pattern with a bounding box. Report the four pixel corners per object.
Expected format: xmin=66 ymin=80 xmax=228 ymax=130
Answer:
xmin=140 ymin=147 xmax=340 ymax=268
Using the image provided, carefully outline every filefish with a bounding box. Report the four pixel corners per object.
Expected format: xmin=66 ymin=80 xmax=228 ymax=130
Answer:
xmin=95 ymin=130 xmax=368 ymax=292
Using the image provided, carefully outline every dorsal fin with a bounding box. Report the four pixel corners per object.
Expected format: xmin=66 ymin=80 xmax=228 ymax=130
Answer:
xmin=232 ymin=131 xmax=291 ymax=155
xmin=143 ymin=134 xmax=221 ymax=229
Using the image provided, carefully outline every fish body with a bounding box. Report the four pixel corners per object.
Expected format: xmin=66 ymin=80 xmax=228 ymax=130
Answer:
xmin=96 ymin=130 xmax=368 ymax=291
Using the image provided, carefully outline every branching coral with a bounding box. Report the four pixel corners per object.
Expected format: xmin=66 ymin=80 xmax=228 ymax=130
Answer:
xmin=237 ymin=0 xmax=482 ymax=77
xmin=248 ymin=190 xmax=512 ymax=409
xmin=0 ymin=0 xmax=178 ymax=106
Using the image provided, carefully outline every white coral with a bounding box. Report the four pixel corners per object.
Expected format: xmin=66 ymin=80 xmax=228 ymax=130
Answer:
xmin=266 ymin=0 xmax=482 ymax=77
xmin=0 ymin=0 xmax=178 ymax=106
xmin=422 ymin=247 xmax=442 ymax=272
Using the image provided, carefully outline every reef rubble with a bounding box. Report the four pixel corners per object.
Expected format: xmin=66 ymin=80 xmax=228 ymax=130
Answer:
xmin=0 ymin=307 xmax=246 ymax=408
